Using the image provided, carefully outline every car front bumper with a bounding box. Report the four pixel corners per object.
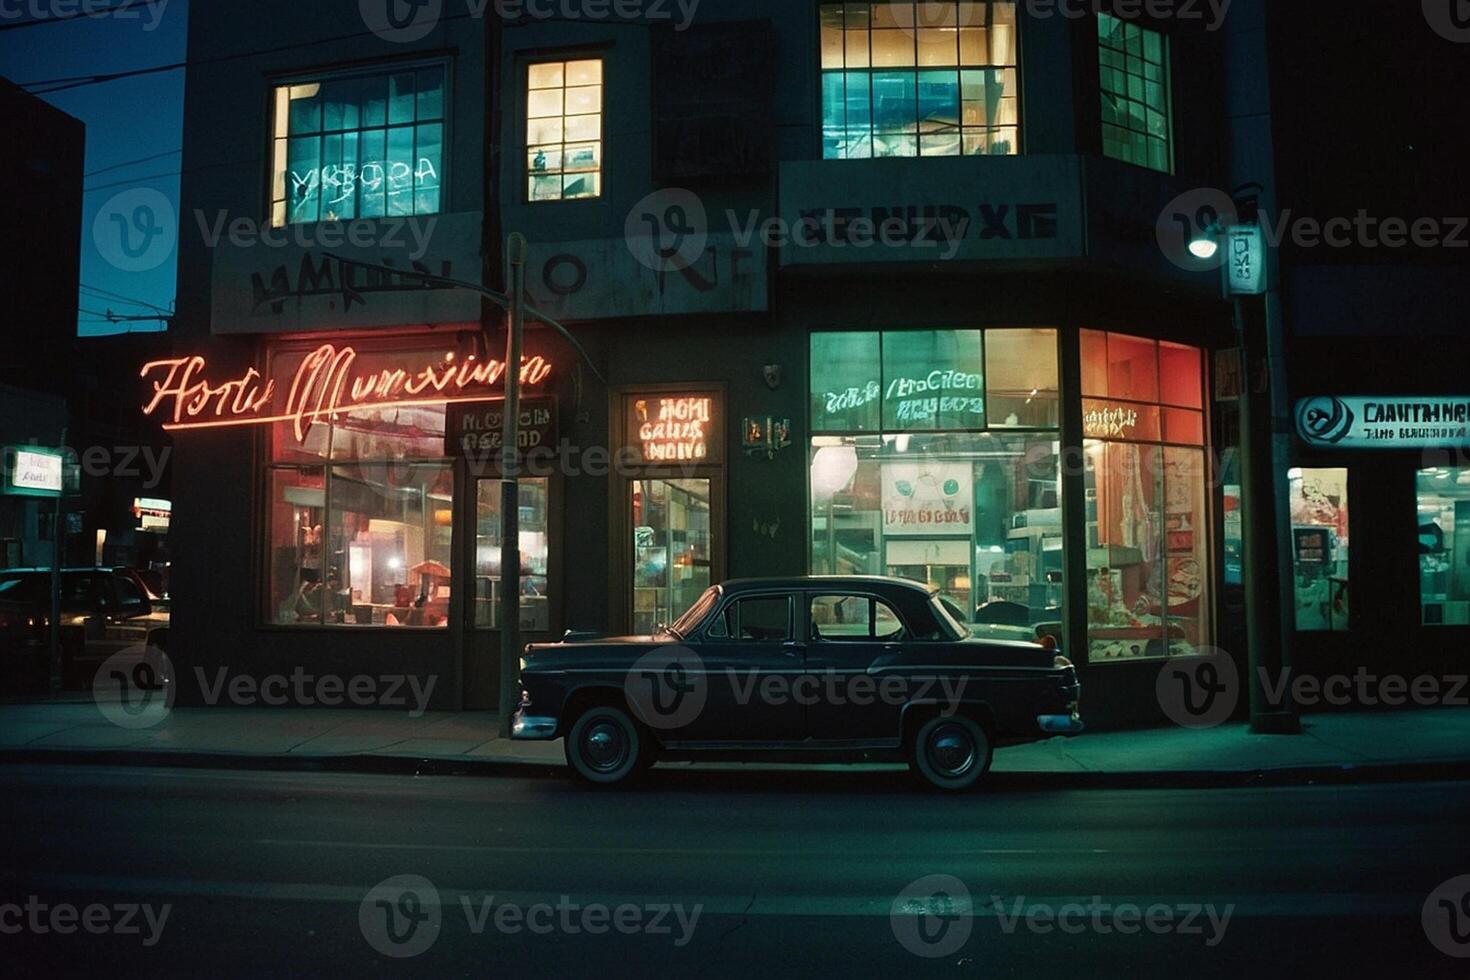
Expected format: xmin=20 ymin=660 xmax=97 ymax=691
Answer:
xmin=511 ymin=708 xmax=558 ymax=740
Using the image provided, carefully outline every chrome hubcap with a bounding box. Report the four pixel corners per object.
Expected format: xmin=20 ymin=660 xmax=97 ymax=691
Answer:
xmin=582 ymin=721 xmax=630 ymax=772
xmin=927 ymin=724 xmax=976 ymax=778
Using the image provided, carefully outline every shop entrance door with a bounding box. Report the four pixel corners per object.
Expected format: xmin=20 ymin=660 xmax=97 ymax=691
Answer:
xmin=629 ymin=478 xmax=716 ymax=635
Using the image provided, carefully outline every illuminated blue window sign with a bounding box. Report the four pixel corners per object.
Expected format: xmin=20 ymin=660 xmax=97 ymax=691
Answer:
xmin=4 ymin=447 xmax=64 ymax=497
xmin=1297 ymin=396 xmax=1470 ymax=449
xmin=271 ymin=66 xmax=445 ymax=226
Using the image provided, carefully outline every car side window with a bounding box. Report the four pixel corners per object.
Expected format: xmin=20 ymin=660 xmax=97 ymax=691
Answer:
xmin=709 ymin=596 xmax=791 ymax=642
xmin=111 ymin=575 xmax=145 ymax=611
xmin=810 ymin=595 xmax=906 ymax=642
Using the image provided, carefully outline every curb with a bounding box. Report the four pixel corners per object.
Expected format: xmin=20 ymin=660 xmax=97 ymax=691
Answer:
xmin=4 ymin=747 xmax=1470 ymax=789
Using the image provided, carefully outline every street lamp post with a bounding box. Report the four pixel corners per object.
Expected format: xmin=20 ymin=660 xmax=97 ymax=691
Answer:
xmin=1193 ymin=223 xmax=1300 ymax=734
xmin=323 ymin=245 xmax=605 ymax=738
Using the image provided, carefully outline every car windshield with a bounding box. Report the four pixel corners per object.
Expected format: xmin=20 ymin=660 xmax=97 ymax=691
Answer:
xmin=661 ymin=586 xmax=721 ymax=638
xmin=0 ymin=574 xmax=43 ymax=603
xmin=932 ymin=593 xmax=971 ymax=640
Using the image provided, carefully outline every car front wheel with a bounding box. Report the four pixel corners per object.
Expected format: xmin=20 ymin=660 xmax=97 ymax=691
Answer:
xmin=908 ymin=714 xmax=992 ymax=792
xmin=565 ymin=705 xmax=653 ymax=786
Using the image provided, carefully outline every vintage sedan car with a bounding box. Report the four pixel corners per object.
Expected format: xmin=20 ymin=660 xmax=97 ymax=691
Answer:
xmin=513 ymin=576 xmax=1082 ymax=791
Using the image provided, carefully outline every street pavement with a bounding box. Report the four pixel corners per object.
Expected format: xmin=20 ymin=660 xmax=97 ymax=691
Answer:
xmin=3 ymin=763 xmax=1469 ymax=977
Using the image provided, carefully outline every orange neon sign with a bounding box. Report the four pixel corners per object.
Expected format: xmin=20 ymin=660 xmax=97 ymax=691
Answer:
xmin=141 ymin=344 xmax=553 ymax=441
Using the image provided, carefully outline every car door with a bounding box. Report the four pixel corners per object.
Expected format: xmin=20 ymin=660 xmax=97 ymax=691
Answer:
xmin=678 ymin=592 xmax=806 ymax=742
xmin=803 ymin=592 xmax=909 ymax=742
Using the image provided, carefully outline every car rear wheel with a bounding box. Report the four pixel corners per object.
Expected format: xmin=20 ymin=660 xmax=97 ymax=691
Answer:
xmin=908 ymin=714 xmax=992 ymax=792
xmin=565 ymin=705 xmax=654 ymax=786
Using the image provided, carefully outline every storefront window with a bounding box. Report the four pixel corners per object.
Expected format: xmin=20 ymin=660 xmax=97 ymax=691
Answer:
xmin=271 ymin=64 xmax=445 ymax=227
xmin=811 ymin=330 xmax=1061 ymax=636
xmin=1082 ymin=330 xmax=1211 ymax=660
xmin=1417 ymin=468 xmax=1470 ymax=626
xmin=1288 ymin=467 xmax=1349 ymax=631
xmin=527 ymin=59 xmax=603 ymax=201
xmin=264 ymin=340 xmax=457 ymax=628
xmin=268 ymin=462 xmax=453 ymax=627
xmin=476 ymin=479 xmax=551 ymax=631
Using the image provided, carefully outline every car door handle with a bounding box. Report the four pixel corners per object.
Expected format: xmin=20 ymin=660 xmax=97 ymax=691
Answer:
xmin=782 ymin=642 xmax=805 ymax=658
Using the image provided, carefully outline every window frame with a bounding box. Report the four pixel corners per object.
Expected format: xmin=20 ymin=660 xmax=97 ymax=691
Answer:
xmin=816 ymin=1 xmax=1024 ymax=161
xmin=266 ymin=56 xmax=453 ymax=228
xmin=1096 ymin=12 xmax=1174 ymax=174
xmin=808 ymin=592 xmax=909 ymax=642
xmin=706 ymin=593 xmax=796 ymax=644
xmin=523 ymin=55 xmax=606 ymax=204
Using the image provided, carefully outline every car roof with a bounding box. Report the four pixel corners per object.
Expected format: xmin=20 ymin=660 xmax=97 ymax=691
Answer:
xmin=718 ymin=576 xmax=935 ymax=597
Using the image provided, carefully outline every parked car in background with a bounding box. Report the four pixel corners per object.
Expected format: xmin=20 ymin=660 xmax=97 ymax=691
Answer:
xmin=513 ymin=576 xmax=1082 ymax=791
xmin=0 ymin=567 xmax=169 ymax=693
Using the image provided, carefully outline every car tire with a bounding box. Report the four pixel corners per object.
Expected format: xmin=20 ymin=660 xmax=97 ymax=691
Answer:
xmin=908 ymin=714 xmax=992 ymax=792
xmin=565 ymin=705 xmax=652 ymax=786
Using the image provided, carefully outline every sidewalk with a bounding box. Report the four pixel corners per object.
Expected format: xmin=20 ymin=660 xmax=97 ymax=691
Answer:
xmin=3 ymin=700 xmax=1469 ymax=787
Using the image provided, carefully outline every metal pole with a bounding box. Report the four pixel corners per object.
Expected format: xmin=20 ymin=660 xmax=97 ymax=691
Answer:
xmin=498 ymin=233 xmax=528 ymax=737
xmin=48 ymin=428 xmax=67 ymax=698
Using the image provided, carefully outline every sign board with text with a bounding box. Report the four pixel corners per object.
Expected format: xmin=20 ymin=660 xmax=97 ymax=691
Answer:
xmin=446 ymin=397 xmax=559 ymax=471
xmin=622 ymin=392 xmax=724 ymax=466
xmin=1296 ymin=395 xmax=1470 ymax=449
xmin=881 ymin=461 xmax=973 ymax=536
xmin=1227 ymin=225 xmax=1267 ymax=295
xmin=4 ymin=447 xmax=64 ymax=497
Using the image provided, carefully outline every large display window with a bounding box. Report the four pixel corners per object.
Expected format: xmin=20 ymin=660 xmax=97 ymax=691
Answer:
xmin=1289 ymin=467 xmax=1350 ymax=632
xmin=1081 ymin=330 xmax=1211 ymax=660
xmin=264 ymin=339 xmax=459 ymax=629
xmin=810 ymin=330 xmax=1062 ymax=637
xmin=1417 ymin=467 xmax=1470 ymax=626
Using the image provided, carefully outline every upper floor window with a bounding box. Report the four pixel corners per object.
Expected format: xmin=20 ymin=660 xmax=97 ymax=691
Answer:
xmin=271 ymin=65 xmax=446 ymax=227
xmin=527 ymin=59 xmax=603 ymax=201
xmin=820 ymin=2 xmax=1018 ymax=160
xmin=1097 ymin=13 xmax=1171 ymax=172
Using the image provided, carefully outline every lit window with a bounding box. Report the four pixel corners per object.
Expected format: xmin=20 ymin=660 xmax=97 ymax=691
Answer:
xmin=1081 ymin=330 xmax=1211 ymax=660
xmin=1289 ymin=468 xmax=1350 ymax=631
xmin=270 ymin=65 xmax=445 ymax=226
xmin=527 ymin=59 xmax=603 ymax=201
xmin=476 ymin=479 xmax=552 ymax=631
xmin=820 ymin=2 xmax=1019 ymax=160
xmin=1415 ymin=468 xmax=1470 ymax=626
xmin=1097 ymin=13 xmax=1171 ymax=172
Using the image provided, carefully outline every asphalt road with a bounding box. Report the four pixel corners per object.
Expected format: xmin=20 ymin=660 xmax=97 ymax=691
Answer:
xmin=2 ymin=763 xmax=1468 ymax=978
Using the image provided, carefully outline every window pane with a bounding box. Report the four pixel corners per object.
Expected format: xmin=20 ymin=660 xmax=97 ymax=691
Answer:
xmin=728 ymin=596 xmax=791 ymax=641
xmin=476 ymin=479 xmax=552 ymax=631
xmin=811 ymin=432 xmax=1062 ymax=631
xmin=526 ymin=60 xmax=603 ymax=201
xmin=1418 ymin=468 xmax=1470 ymax=625
xmin=1290 ymin=468 xmax=1350 ymax=631
xmin=1164 ymin=447 xmax=1211 ymax=651
xmin=1085 ymin=440 xmax=1165 ymax=659
xmin=812 ymin=332 xmax=882 ymax=432
xmin=1080 ymin=329 xmax=1109 ymax=396
xmin=271 ymin=66 xmax=444 ymax=226
xmin=267 ymin=468 xmax=326 ymax=625
xmin=1106 ymin=333 xmax=1159 ymax=403
xmin=881 ymin=329 xmax=985 ymax=430
xmin=1098 ymin=12 xmax=1171 ymax=171
xmin=986 ymin=328 xmax=1059 ymax=428
xmin=1159 ymin=341 xmax=1203 ymax=408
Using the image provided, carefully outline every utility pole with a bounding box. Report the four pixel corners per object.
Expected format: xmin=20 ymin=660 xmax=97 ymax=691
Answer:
xmin=48 ymin=427 xmax=67 ymax=698
xmin=498 ymin=233 xmax=528 ymax=738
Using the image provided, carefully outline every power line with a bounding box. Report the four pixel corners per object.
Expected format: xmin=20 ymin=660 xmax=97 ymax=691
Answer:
xmin=21 ymin=10 xmax=481 ymax=94
xmin=80 ymin=284 xmax=173 ymax=315
xmin=85 ymin=149 xmax=181 ymax=179
xmin=0 ymin=0 xmax=140 ymax=32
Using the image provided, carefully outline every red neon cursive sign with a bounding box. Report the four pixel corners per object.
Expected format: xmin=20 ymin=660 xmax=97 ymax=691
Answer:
xmin=141 ymin=344 xmax=552 ymax=441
